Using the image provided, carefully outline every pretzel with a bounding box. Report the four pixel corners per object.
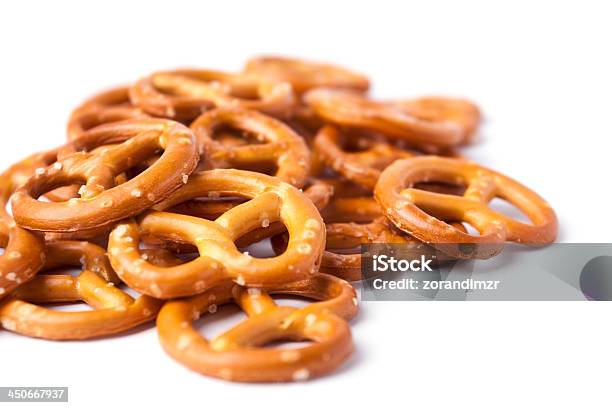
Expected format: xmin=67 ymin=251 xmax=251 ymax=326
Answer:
xmin=304 ymin=88 xmax=464 ymax=149
xmin=107 ymin=169 xmax=325 ymax=298
xmin=67 ymin=86 xmax=148 ymax=141
xmin=375 ymin=156 xmax=558 ymax=259
xmin=11 ymin=118 xmax=199 ymax=232
xmin=0 ymin=152 xmax=53 ymax=299
xmin=130 ymin=69 xmax=295 ymax=121
xmin=0 ymin=241 xmax=179 ymax=340
xmin=273 ymin=195 xmax=463 ymax=281
xmin=391 ymin=96 xmax=481 ymax=144
xmin=244 ymin=55 xmax=370 ymax=94
xmin=313 ymin=125 xmax=416 ymax=190
xmin=157 ymin=272 xmax=357 ymax=382
xmin=191 ymin=108 xmax=311 ymax=187
xmin=155 ymin=178 xmax=334 ymax=252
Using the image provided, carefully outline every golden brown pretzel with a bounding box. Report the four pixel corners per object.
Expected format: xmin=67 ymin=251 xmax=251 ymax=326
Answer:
xmin=11 ymin=118 xmax=199 ymax=232
xmin=273 ymin=195 xmax=463 ymax=281
xmin=107 ymin=169 xmax=325 ymax=298
xmin=391 ymin=96 xmax=481 ymax=144
xmin=130 ymin=69 xmax=295 ymax=121
xmin=191 ymin=108 xmax=311 ymax=187
xmin=157 ymin=273 xmax=358 ymax=382
xmin=304 ymin=88 xmax=464 ymax=149
xmin=313 ymin=125 xmax=416 ymax=190
xmin=67 ymin=86 xmax=148 ymax=141
xmin=244 ymin=55 xmax=370 ymax=94
xmin=141 ymin=179 xmax=333 ymax=255
xmin=0 ymin=152 xmax=52 ymax=299
xmin=375 ymin=156 xmax=558 ymax=259
xmin=0 ymin=241 xmax=174 ymax=340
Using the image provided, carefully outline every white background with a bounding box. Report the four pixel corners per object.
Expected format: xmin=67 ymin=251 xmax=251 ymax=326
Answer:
xmin=1 ymin=1 xmax=611 ymax=407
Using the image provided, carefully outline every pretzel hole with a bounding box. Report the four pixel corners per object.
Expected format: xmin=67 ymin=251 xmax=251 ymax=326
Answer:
xmin=239 ymin=239 xmax=277 ymax=259
xmin=261 ymin=338 xmax=313 ymax=349
xmin=41 ymin=265 xmax=83 ymax=277
xmin=215 ymin=127 xmax=268 ymax=146
xmin=41 ymin=302 xmax=92 ymax=312
xmin=460 ymin=222 xmax=482 ymax=236
xmin=193 ymin=303 xmax=247 ymax=338
xmin=488 ymin=197 xmax=531 ymax=224
xmin=413 ymin=181 xmax=467 ymax=196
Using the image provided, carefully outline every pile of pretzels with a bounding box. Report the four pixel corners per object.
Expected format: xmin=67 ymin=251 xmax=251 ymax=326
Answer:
xmin=0 ymin=56 xmax=558 ymax=382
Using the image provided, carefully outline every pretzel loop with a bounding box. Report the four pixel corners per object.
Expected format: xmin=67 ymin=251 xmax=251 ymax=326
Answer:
xmin=0 ymin=241 xmax=169 ymax=339
xmin=107 ymin=169 xmax=325 ymax=298
xmin=130 ymin=70 xmax=295 ymax=121
xmin=157 ymin=273 xmax=358 ymax=382
xmin=244 ymin=56 xmax=370 ymax=93
xmin=191 ymin=108 xmax=311 ymax=187
xmin=0 ymin=153 xmax=52 ymax=299
xmin=11 ymin=119 xmax=199 ymax=232
xmin=67 ymin=86 xmax=148 ymax=141
xmin=375 ymin=156 xmax=558 ymax=259
xmin=304 ymin=88 xmax=464 ymax=149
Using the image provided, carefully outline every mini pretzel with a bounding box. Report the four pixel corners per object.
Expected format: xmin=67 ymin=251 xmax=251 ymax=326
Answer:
xmin=191 ymin=108 xmax=311 ymax=187
xmin=273 ymin=195 xmax=463 ymax=281
xmin=304 ymin=88 xmax=464 ymax=149
xmin=375 ymin=156 xmax=558 ymax=259
xmin=0 ymin=241 xmax=174 ymax=340
xmin=0 ymin=153 xmax=52 ymax=299
xmin=314 ymin=125 xmax=416 ymax=190
xmin=244 ymin=55 xmax=370 ymax=94
xmin=67 ymin=86 xmax=148 ymax=141
xmin=157 ymin=273 xmax=357 ymax=382
xmin=11 ymin=118 xmax=199 ymax=232
xmin=163 ymin=178 xmax=333 ymax=250
xmin=130 ymin=69 xmax=295 ymax=121
xmin=391 ymin=96 xmax=481 ymax=144
xmin=107 ymin=169 xmax=325 ymax=298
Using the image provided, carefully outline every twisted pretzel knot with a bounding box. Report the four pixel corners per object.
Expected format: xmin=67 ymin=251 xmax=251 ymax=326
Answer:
xmin=0 ymin=241 xmax=173 ymax=340
xmin=244 ymin=56 xmax=370 ymax=94
xmin=67 ymin=86 xmax=148 ymax=141
xmin=304 ymin=88 xmax=464 ymax=149
xmin=107 ymin=169 xmax=325 ymax=299
xmin=375 ymin=156 xmax=558 ymax=259
xmin=11 ymin=118 xmax=199 ymax=232
xmin=157 ymin=273 xmax=357 ymax=382
xmin=191 ymin=107 xmax=311 ymax=187
xmin=130 ymin=69 xmax=295 ymax=121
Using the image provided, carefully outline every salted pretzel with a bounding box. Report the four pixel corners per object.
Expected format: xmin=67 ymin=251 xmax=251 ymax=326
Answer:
xmin=107 ymin=169 xmax=325 ymax=298
xmin=67 ymin=86 xmax=148 ymax=141
xmin=0 ymin=241 xmax=179 ymax=340
xmin=304 ymin=88 xmax=465 ymax=149
xmin=157 ymin=272 xmax=357 ymax=382
xmin=191 ymin=108 xmax=311 ymax=187
xmin=151 ymin=178 xmax=334 ymax=252
xmin=391 ymin=96 xmax=481 ymax=144
xmin=11 ymin=118 xmax=199 ymax=232
xmin=0 ymin=151 xmax=56 ymax=299
xmin=375 ymin=156 xmax=558 ymax=259
xmin=273 ymin=195 xmax=462 ymax=281
xmin=313 ymin=125 xmax=416 ymax=190
xmin=244 ymin=55 xmax=370 ymax=94
xmin=130 ymin=69 xmax=295 ymax=121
